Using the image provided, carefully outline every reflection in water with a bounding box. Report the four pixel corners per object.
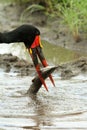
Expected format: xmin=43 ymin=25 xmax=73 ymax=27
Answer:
xmin=0 ymin=71 xmax=87 ymax=129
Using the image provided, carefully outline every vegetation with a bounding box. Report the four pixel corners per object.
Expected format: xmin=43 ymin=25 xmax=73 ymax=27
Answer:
xmin=0 ymin=0 xmax=87 ymax=42
xmin=13 ymin=0 xmax=87 ymax=42
xmin=59 ymin=0 xmax=87 ymax=42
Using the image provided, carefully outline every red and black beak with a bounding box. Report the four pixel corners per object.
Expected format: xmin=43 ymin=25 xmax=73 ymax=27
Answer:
xmin=39 ymin=59 xmax=55 ymax=87
xmin=35 ymin=64 xmax=49 ymax=91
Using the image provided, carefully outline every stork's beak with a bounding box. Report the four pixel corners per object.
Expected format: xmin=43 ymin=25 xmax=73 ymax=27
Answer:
xmin=35 ymin=65 xmax=48 ymax=91
xmin=40 ymin=59 xmax=56 ymax=87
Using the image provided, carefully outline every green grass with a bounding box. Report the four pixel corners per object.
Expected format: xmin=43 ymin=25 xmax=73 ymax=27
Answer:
xmin=0 ymin=0 xmax=11 ymax=2
xmin=59 ymin=0 xmax=87 ymax=41
xmin=0 ymin=0 xmax=14 ymax=4
xmin=42 ymin=40 xmax=82 ymax=65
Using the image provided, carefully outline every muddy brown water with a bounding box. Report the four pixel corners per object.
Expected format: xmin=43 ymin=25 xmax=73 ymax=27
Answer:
xmin=0 ymin=70 xmax=87 ymax=130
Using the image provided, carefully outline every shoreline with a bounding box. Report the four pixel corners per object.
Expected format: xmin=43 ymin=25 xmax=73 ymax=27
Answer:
xmin=0 ymin=53 xmax=87 ymax=79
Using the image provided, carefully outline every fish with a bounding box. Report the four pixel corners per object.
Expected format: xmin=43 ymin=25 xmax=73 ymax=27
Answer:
xmin=27 ymin=66 xmax=58 ymax=95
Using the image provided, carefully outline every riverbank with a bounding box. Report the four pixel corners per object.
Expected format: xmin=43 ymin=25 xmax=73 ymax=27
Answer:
xmin=0 ymin=2 xmax=87 ymax=79
xmin=0 ymin=3 xmax=87 ymax=55
xmin=0 ymin=53 xmax=87 ymax=80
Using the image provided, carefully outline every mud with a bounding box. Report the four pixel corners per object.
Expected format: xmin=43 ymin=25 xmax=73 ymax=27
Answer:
xmin=0 ymin=53 xmax=34 ymax=76
xmin=59 ymin=57 xmax=87 ymax=79
xmin=0 ymin=53 xmax=87 ymax=80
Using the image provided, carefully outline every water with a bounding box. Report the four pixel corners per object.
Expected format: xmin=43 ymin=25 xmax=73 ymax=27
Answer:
xmin=0 ymin=44 xmax=87 ymax=129
xmin=0 ymin=70 xmax=87 ymax=130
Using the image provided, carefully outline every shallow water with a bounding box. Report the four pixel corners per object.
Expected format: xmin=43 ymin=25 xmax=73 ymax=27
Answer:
xmin=0 ymin=43 xmax=87 ymax=130
xmin=0 ymin=70 xmax=87 ymax=130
